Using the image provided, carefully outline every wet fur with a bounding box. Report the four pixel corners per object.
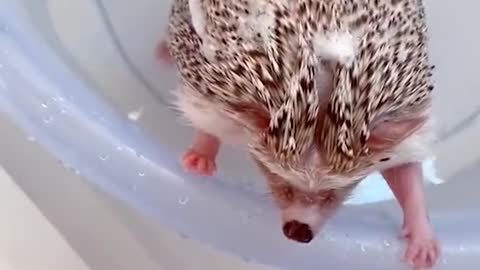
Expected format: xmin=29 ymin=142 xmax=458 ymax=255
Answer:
xmin=174 ymin=86 xmax=248 ymax=145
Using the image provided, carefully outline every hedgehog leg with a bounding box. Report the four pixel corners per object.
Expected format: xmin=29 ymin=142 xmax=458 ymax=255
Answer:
xmin=182 ymin=130 xmax=220 ymax=176
xmin=382 ymin=162 xmax=439 ymax=269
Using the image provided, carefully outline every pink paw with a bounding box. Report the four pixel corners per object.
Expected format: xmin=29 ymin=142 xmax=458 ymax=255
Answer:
xmin=401 ymin=223 xmax=439 ymax=269
xmin=155 ymin=41 xmax=174 ymax=64
xmin=182 ymin=148 xmax=217 ymax=176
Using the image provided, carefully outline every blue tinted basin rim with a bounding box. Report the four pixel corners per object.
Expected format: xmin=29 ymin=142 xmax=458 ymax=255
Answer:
xmin=0 ymin=1 xmax=479 ymax=270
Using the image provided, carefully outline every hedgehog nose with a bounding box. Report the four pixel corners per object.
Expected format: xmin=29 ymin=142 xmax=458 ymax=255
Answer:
xmin=282 ymin=220 xmax=314 ymax=243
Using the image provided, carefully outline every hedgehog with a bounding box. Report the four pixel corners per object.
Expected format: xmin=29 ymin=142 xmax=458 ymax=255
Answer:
xmin=157 ymin=0 xmax=439 ymax=268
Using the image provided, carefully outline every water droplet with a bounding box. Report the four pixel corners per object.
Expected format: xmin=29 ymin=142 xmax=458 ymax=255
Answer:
xmin=40 ymin=102 xmax=48 ymax=108
xmin=128 ymin=107 xmax=143 ymax=121
xmin=43 ymin=116 xmax=53 ymax=124
xmin=60 ymin=108 xmax=67 ymax=114
xmin=52 ymin=96 xmax=64 ymax=102
xmin=61 ymin=162 xmax=80 ymax=175
xmin=27 ymin=136 xmax=36 ymax=142
xmin=178 ymin=196 xmax=189 ymax=205
xmin=138 ymin=171 xmax=145 ymax=177
xmin=99 ymin=155 xmax=109 ymax=161
xmin=70 ymin=167 xmax=77 ymax=174
xmin=459 ymin=245 xmax=465 ymax=252
xmin=383 ymin=240 xmax=391 ymax=247
xmin=116 ymin=146 xmax=123 ymax=151
xmin=360 ymin=244 xmax=366 ymax=252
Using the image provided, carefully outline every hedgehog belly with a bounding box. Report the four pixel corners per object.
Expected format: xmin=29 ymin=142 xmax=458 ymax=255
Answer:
xmin=174 ymin=86 xmax=248 ymax=145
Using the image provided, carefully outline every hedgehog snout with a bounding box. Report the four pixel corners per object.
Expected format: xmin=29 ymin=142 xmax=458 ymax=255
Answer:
xmin=280 ymin=203 xmax=327 ymax=243
xmin=282 ymin=220 xmax=314 ymax=243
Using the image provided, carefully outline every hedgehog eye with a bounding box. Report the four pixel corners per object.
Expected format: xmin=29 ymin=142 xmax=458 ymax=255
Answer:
xmin=380 ymin=157 xmax=391 ymax=162
xmin=320 ymin=190 xmax=336 ymax=205
xmin=283 ymin=186 xmax=294 ymax=201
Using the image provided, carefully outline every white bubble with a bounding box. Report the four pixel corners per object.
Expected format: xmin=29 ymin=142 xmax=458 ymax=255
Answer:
xmin=27 ymin=136 xmax=36 ymax=142
xmin=99 ymin=155 xmax=109 ymax=161
xmin=41 ymin=103 xmax=48 ymax=108
xmin=178 ymin=196 xmax=189 ymax=205
xmin=138 ymin=171 xmax=145 ymax=177
xmin=43 ymin=116 xmax=53 ymax=124
xmin=383 ymin=240 xmax=391 ymax=247
xmin=360 ymin=244 xmax=366 ymax=252
xmin=116 ymin=146 xmax=123 ymax=151
xmin=128 ymin=107 xmax=144 ymax=121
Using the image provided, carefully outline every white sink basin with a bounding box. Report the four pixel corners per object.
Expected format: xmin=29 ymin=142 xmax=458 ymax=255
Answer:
xmin=0 ymin=0 xmax=479 ymax=269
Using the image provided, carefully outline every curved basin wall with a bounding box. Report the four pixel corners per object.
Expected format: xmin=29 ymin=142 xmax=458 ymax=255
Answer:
xmin=0 ymin=0 xmax=479 ymax=269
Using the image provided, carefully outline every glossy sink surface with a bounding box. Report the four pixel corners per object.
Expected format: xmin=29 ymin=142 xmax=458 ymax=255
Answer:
xmin=0 ymin=0 xmax=479 ymax=269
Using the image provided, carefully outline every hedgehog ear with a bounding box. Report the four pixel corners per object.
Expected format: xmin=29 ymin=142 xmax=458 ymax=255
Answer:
xmin=366 ymin=117 xmax=427 ymax=152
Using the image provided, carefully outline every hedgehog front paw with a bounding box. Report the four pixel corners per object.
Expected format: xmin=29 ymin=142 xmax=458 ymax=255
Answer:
xmin=181 ymin=131 xmax=220 ymax=176
xmin=155 ymin=40 xmax=174 ymax=65
xmin=182 ymin=148 xmax=217 ymax=176
xmin=401 ymin=219 xmax=440 ymax=269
